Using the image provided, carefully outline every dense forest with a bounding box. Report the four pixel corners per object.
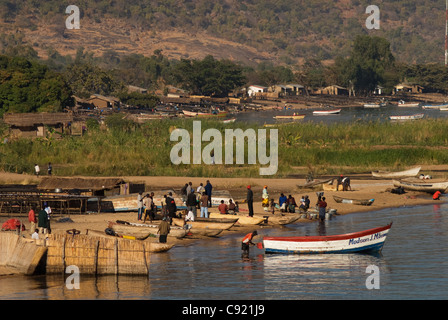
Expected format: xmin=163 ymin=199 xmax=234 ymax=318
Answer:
xmin=0 ymin=0 xmax=446 ymax=64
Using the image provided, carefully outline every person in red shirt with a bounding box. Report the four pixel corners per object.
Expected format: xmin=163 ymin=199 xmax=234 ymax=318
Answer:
xmin=241 ymin=231 xmax=258 ymax=256
xmin=218 ymin=200 xmax=228 ymax=214
xmin=28 ymin=206 xmax=37 ymax=235
xmin=433 ymin=191 xmax=441 ymax=200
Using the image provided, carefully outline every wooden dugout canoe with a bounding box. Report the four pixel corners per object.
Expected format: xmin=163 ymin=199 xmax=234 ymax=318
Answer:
xmin=393 ymin=179 xmax=448 ymax=193
xmin=273 ymin=114 xmax=305 ymax=120
xmin=371 ymin=166 xmax=421 ymax=179
xmin=209 ymin=212 xmax=265 ymax=225
xmin=262 ymin=223 xmax=392 ymax=254
xmin=85 ymin=229 xmax=174 ymax=253
xmin=110 ymin=221 xmax=188 ymax=239
xmin=333 ymin=196 xmax=374 ymax=206
xmin=107 ymin=221 xmax=153 ymax=240
xmin=265 ymin=214 xmax=301 ymax=225
xmin=172 ymin=217 xmax=238 ymax=230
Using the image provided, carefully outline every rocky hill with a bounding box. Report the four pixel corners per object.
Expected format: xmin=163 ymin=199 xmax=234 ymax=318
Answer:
xmin=0 ymin=0 xmax=446 ymax=66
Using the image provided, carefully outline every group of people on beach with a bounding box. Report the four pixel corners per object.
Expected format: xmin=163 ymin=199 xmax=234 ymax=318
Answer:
xmin=27 ymin=203 xmax=52 ymax=240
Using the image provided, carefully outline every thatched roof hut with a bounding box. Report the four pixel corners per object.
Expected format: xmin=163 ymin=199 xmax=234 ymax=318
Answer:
xmin=3 ymin=112 xmax=73 ymax=126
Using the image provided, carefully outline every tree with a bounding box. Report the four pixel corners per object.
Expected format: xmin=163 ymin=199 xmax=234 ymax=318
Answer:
xmin=336 ymin=35 xmax=396 ymax=96
xmin=172 ymin=55 xmax=246 ymax=96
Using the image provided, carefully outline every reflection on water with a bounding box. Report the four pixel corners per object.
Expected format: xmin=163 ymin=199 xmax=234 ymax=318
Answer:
xmin=1 ymin=203 xmax=448 ymax=299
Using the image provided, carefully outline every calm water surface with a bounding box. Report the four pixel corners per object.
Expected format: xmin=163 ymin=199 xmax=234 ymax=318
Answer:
xmin=1 ymin=202 xmax=447 ymax=300
xmin=236 ymin=105 xmax=448 ymax=125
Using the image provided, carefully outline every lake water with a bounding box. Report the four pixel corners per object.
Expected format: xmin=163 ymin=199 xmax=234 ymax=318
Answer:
xmin=1 ymin=202 xmax=447 ymax=300
xmin=235 ymin=105 xmax=448 ymax=125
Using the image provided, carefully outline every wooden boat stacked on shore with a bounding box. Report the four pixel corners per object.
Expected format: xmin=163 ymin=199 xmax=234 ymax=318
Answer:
xmin=209 ymin=212 xmax=265 ymax=225
xmin=371 ymin=166 xmax=421 ymax=179
xmin=393 ymin=179 xmax=448 ymax=193
xmin=262 ymin=223 xmax=392 ymax=254
xmin=108 ymin=221 xmax=188 ymax=239
xmin=333 ymin=196 xmax=375 ymax=206
xmin=172 ymin=217 xmax=238 ymax=230
xmin=85 ymin=229 xmax=174 ymax=253
xmin=182 ymin=110 xmax=228 ymax=117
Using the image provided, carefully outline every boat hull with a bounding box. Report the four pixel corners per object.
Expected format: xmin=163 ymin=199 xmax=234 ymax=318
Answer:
xmin=312 ymin=109 xmax=341 ymax=115
xmin=393 ymin=180 xmax=448 ymax=193
xmin=371 ymin=166 xmax=421 ymax=178
xmin=172 ymin=217 xmax=238 ymax=230
xmin=273 ymin=115 xmax=305 ymax=120
xmin=263 ymin=223 xmax=391 ymax=254
xmin=333 ymin=196 xmax=374 ymax=206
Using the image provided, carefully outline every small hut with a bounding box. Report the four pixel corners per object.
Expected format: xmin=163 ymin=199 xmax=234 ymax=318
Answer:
xmin=3 ymin=112 xmax=74 ymax=138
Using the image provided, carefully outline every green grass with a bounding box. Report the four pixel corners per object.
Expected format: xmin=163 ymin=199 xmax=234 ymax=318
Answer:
xmin=1 ymin=117 xmax=448 ymax=178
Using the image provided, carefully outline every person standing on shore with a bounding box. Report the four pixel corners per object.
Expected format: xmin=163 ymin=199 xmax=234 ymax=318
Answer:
xmin=200 ymin=192 xmax=209 ymax=218
xmin=28 ymin=206 xmax=36 ymax=235
xmin=137 ymin=192 xmax=144 ymax=221
xmin=186 ymin=189 xmax=198 ymax=218
xmin=38 ymin=206 xmax=48 ymax=235
xmin=205 ymin=180 xmax=213 ymax=207
xmin=34 ymin=164 xmax=40 ymax=176
xmin=262 ymin=186 xmax=269 ymax=212
xmin=246 ymin=185 xmax=254 ymax=217
xmin=47 ymin=162 xmax=52 ymax=176
xmin=157 ymin=217 xmax=170 ymax=243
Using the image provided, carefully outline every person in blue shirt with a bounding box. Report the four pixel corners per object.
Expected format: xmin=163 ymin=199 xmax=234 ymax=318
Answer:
xmin=279 ymin=193 xmax=287 ymax=212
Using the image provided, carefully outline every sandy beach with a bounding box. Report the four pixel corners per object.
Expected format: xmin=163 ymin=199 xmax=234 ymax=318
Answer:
xmin=0 ymin=171 xmax=440 ymax=243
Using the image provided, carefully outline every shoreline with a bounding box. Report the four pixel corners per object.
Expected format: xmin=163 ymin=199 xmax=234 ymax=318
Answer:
xmin=0 ymin=172 xmax=443 ymax=277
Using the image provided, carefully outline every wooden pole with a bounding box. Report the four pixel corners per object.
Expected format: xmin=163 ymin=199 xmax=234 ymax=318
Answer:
xmin=114 ymin=238 xmax=118 ymax=275
xmin=94 ymin=240 xmax=99 ymax=275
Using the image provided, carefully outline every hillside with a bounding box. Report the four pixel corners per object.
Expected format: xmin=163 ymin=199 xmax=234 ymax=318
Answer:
xmin=0 ymin=0 xmax=446 ymax=66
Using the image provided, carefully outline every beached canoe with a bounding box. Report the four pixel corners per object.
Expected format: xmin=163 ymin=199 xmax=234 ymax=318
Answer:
xmin=393 ymin=180 xmax=448 ymax=193
xmin=262 ymin=223 xmax=392 ymax=254
xmin=182 ymin=110 xmax=228 ymax=117
xmin=107 ymin=221 xmax=153 ymax=240
xmin=389 ymin=113 xmax=424 ymax=121
xmin=172 ymin=217 xmax=238 ymax=230
xmin=312 ymin=108 xmax=341 ymax=115
xmin=333 ymin=196 xmax=374 ymax=206
xmin=264 ymin=214 xmax=301 ymax=225
xmin=371 ymin=166 xmax=421 ymax=179
xmin=109 ymin=221 xmax=188 ymax=239
xmin=273 ymin=114 xmax=305 ymax=120
xmin=85 ymin=230 xmax=174 ymax=253
xmin=209 ymin=212 xmax=265 ymax=225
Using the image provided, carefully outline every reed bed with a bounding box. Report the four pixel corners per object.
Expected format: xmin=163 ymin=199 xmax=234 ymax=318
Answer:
xmin=1 ymin=118 xmax=448 ymax=177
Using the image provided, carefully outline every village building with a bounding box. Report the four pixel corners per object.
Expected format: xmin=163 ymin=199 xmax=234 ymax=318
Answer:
xmin=87 ymin=94 xmax=120 ymax=110
xmin=286 ymin=84 xmax=306 ymax=95
xmin=247 ymin=85 xmax=268 ymax=97
xmin=314 ymin=85 xmax=349 ymax=96
xmin=2 ymin=112 xmax=78 ymax=138
xmin=394 ymin=83 xmax=424 ymax=94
